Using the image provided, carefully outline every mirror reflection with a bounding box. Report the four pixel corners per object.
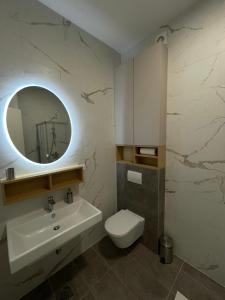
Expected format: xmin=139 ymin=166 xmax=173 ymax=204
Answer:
xmin=6 ymin=86 xmax=71 ymax=164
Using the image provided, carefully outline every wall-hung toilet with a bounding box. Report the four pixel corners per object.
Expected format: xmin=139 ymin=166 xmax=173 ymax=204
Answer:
xmin=104 ymin=209 xmax=145 ymax=248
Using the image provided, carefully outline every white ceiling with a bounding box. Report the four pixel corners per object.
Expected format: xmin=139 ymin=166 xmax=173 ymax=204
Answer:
xmin=39 ymin=0 xmax=199 ymax=54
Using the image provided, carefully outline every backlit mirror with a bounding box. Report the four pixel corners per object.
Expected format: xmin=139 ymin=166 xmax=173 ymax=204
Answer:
xmin=6 ymin=86 xmax=71 ymax=164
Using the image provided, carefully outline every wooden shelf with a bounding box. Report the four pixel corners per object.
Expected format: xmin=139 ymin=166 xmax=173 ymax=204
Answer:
xmin=52 ymin=168 xmax=83 ymax=188
xmin=135 ymin=156 xmax=158 ymax=167
xmin=117 ymin=160 xmax=158 ymax=170
xmin=5 ymin=188 xmax=50 ymax=204
xmin=1 ymin=166 xmax=83 ymax=205
xmin=51 ymin=175 xmax=83 ymax=191
xmin=135 ymin=154 xmax=157 ymax=159
xmin=52 ymin=180 xmax=82 ymax=191
xmin=116 ymin=145 xmax=165 ymax=169
xmin=116 ymin=145 xmax=134 ymax=163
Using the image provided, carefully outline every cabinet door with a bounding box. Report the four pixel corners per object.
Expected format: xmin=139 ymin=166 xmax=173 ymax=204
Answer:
xmin=115 ymin=60 xmax=133 ymax=145
xmin=134 ymin=42 xmax=167 ymax=145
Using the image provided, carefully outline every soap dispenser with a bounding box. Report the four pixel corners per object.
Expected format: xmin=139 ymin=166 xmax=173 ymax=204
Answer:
xmin=65 ymin=188 xmax=73 ymax=204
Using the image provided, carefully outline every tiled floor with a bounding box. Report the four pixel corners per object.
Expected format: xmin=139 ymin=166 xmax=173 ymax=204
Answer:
xmin=21 ymin=237 xmax=225 ymax=300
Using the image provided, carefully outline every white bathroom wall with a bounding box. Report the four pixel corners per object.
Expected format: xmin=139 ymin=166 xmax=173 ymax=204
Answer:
xmin=0 ymin=0 xmax=119 ymax=299
xmin=121 ymin=0 xmax=225 ymax=288
xmin=165 ymin=0 xmax=225 ymax=287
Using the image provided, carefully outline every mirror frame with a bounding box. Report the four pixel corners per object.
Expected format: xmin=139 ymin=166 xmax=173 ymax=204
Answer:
xmin=3 ymin=84 xmax=73 ymax=166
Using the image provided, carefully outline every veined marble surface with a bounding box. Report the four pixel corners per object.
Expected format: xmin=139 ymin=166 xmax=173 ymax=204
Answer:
xmin=165 ymin=0 xmax=225 ymax=287
xmin=0 ymin=0 xmax=119 ymax=299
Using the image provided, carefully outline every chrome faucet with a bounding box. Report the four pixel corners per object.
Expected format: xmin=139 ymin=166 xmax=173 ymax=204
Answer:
xmin=47 ymin=195 xmax=55 ymax=213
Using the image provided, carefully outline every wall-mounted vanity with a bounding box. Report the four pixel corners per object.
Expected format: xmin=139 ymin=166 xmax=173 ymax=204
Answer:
xmin=0 ymin=84 xmax=103 ymax=275
xmin=7 ymin=196 xmax=102 ymax=273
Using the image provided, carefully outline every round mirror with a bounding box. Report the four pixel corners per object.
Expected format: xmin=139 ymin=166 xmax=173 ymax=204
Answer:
xmin=6 ymin=86 xmax=71 ymax=164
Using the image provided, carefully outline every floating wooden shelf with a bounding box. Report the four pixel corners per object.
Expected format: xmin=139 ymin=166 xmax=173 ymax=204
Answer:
xmin=1 ymin=165 xmax=83 ymax=205
xmin=116 ymin=145 xmax=165 ymax=169
xmin=135 ymin=154 xmax=157 ymax=159
xmin=51 ymin=168 xmax=83 ymax=190
xmin=116 ymin=145 xmax=134 ymax=163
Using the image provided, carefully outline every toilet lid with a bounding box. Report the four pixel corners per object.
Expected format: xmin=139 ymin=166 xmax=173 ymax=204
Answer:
xmin=105 ymin=209 xmax=144 ymax=237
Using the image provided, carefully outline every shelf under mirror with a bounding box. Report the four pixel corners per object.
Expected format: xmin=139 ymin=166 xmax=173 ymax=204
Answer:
xmin=1 ymin=165 xmax=83 ymax=205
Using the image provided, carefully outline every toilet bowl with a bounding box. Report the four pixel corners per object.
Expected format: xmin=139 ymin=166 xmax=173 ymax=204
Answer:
xmin=104 ymin=209 xmax=145 ymax=248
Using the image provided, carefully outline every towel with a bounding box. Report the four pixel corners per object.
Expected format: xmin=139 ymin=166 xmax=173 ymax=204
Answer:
xmin=139 ymin=148 xmax=156 ymax=156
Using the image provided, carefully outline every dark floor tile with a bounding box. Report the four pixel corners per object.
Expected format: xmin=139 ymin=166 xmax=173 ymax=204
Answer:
xmin=69 ymin=266 xmax=90 ymax=299
xmin=49 ymin=263 xmax=75 ymax=288
xmin=74 ymin=248 xmax=109 ymax=287
xmin=56 ymin=285 xmax=74 ymax=300
xmin=170 ymin=270 xmax=224 ymax=300
xmin=112 ymin=253 xmax=168 ymax=299
xmin=21 ymin=281 xmax=55 ymax=300
xmin=94 ymin=236 xmax=135 ymax=266
xmin=49 ymin=261 xmax=89 ymax=300
xmin=141 ymin=225 xmax=159 ymax=253
xmin=182 ymin=263 xmax=225 ymax=299
xmin=80 ymin=292 xmax=96 ymax=300
xmin=130 ymin=243 xmax=183 ymax=290
xmin=166 ymin=291 xmax=176 ymax=300
xmin=21 ymin=240 xmax=225 ymax=300
xmin=92 ymin=271 xmax=137 ymax=300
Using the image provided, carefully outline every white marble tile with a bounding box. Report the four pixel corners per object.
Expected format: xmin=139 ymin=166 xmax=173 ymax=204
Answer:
xmin=165 ymin=0 xmax=225 ymax=288
xmin=175 ymin=291 xmax=188 ymax=300
xmin=0 ymin=0 xmax=119 ymax=299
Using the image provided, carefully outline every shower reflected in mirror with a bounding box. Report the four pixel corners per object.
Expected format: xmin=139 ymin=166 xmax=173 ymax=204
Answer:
xmin=6 ymin=86 xmax=71 ymax=164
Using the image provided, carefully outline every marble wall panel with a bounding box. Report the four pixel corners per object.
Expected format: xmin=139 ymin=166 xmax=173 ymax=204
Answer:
xmin=165 ymin=0 xmax=225 ymax=287
xmin=0 ymin=0 xmax=120 ymax=299
xmin=117 ymin=162 xmax=165 ymax=253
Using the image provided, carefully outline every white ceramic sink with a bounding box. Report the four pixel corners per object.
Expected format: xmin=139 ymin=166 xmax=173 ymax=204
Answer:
xmin=6 ymin=196 xmax=102 ymax=273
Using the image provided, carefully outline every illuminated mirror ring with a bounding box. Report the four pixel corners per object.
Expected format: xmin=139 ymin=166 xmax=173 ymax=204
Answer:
xmin=4 ymin=85 xmax=72 ymax=165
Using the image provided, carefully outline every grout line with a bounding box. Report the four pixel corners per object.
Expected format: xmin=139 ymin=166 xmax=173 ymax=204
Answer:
xmin=80 ymin=247 xmax=112 ymax=294
xmin=92 ymin=244 xmax=112 ymax=268
xmin=181 ymin=266 xmax=221 ymax=296
xmin=166 ymin=253 xmax=225 ymax=292
xmin=180 ymin=258 xmax=225 ymax=290
xmin=50 ymin=246 xmax=109 ymax=300
xmin=93 ymin=243 xmax=139 ymax=298
xmin=109 ymin=258 xmax=140 ymax=299
xmin=47 ymin=278 xmax=57 ymax=300
xmin=87 ymin=268 xmax=112 ymax=298
xmin=80 ymin=288 xmax=97 ymax=300
xmin=166 ymin=261 xmax=184 ymax=300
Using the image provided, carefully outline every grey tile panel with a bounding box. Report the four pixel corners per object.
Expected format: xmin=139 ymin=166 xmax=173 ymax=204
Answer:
xmin=117 ymin=162 xmax=165 ymax=253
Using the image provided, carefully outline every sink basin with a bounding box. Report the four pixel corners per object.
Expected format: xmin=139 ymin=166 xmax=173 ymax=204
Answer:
xmin=7 ymin=196 xmax=102 ymax=273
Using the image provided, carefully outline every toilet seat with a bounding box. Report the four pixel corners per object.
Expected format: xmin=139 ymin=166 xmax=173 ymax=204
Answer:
xmin=105 ymin=209 xmax=144 ymax=238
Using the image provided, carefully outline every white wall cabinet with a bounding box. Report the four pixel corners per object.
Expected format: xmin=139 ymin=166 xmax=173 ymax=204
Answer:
xmin=115 ymin=60 xmax=133 ymax=145
xmin=134 ymin=42 xmax=167 ymax=145
xmin=115 ymin=42 xmax=167 ymax=146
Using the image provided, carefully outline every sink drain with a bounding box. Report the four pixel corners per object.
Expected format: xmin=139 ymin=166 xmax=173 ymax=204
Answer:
xmin=53 ymin=225 xmax=60 ymax=231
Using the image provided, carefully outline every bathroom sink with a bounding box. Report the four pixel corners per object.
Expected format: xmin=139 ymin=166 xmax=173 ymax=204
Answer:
xmin=6 ymin=196 xmax=102 ymax=273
